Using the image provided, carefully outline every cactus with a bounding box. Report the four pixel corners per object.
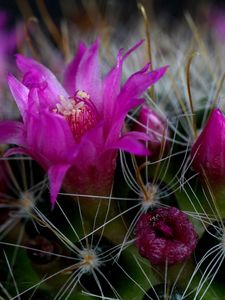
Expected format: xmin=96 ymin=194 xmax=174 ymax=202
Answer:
xmin=1 ymin=2 xmax=225 ymax=300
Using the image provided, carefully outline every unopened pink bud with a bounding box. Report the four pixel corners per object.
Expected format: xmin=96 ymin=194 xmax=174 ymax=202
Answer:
xmin=191 ymin=108 xmax=225 ymax=185
xmin=134 ymin=105 xmax=169 ymax=158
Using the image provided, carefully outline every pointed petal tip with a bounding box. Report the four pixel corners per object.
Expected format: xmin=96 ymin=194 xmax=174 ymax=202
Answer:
xmin=48 ymin=164 xmax=71 ymax=210
xmin=213 ymin=107 xmax=223 ymax=116
xmin=7 ymin=73 xmax=20 ymax=85
xmin=77 ymin=40 xmax=87 ymax=48
xmin=163 ymin=64 xmax=169 ymax=72
xmin=15 ymin=53 xmax=25 ymax=65
xmin=134 ymin=39 xmax=145 ymax=48
xmin=156 ymin=65 xmax=169 ymax=75
xmin=50 ymin=196 xmax=56 ymax=210
xmin=123 ymin=39 xmax=145 ymax=61
xmin=91 ymin=38 xmax=100 ymax=51
xmin=146 ymin=65 xmax=169 ymax=88
xmin=7 ymin=73 xmax=14 ymax=85
xmin=15 ymin=53 xmax=21 ymax=60
xmin=94 ymin=37 xmax=100 ymax=45
xmin=109 ymin=131 xmax=152 ymax=156
xmin=15 ymin=54 xmax=36 ymax=74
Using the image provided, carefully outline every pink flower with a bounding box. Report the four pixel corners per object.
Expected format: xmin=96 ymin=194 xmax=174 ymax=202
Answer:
xmin=135 ymin=207 xmax=198 ymax=265
xmin=191 ymin=108 xmax=225 ymax=185
xmin=0 ymin=40 xmax=168 ymax=206
xmin=134 ymin=105 xmax=169 ymax=158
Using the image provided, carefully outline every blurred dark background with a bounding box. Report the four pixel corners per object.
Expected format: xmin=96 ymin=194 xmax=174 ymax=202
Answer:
xmin=0 ymin=0 xmax=225 ymax=26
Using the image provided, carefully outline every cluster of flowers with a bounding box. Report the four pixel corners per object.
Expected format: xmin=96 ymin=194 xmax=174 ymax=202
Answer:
xmin=1 ymin=6 xmax=225 ymax=300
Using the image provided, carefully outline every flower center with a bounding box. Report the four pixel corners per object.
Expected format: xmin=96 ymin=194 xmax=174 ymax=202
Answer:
xmin=54 ymin=90 xmax=99 ymax=142
xmin=149 ymin=214 xmax=174 ymax=238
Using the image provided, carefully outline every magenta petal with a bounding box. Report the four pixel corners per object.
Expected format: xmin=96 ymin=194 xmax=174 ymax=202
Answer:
xmin=48 ymin=164 xmax=71 ymax=206
xmin=102 ymin=40 xmax=145 ymax=122
xmin=110 ymin=65 xmax=168 ymax=135
xmin=74 ymin=124 xmax=104 ymax=169
xmin=75 ymin=40 xmax=102 ymax=110
xmin=105 ymin=98 xmax=144 ymax=147
xmin=74 ymin=138 xmax=97 ymax=171
xmin=147 ymin=65 xmax=169 ymax=86
xmin=8 ymin=74 xmax=29 ymax=121
xmin=122 ymin=39 xmax=144 ymax=61
xmin=0 ymin=121 xmax=25 ymax=146
xmin=110 ymin=131 xmax=150 ymax=156
xmin=16 ymin=54 xmax=68 ymax=105
xmin=120 ymin=65 xmax=168 ymax=101
xmin=27 ymin=111 xmax=76 ymax=166
xmin=27 ymin=87 xmax=39 ymax=114
xmin=64 ymin=42 xmax=86 ymax=95
xmin=102 ymin=48 xmax=124 ymax=118
xmin=25 ymin=90 xmax=77 ymax=167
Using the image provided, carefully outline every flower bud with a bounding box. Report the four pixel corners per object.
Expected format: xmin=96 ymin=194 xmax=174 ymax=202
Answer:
xmin=134 ymin=105 xmax=169 ymax=158
xmin=191 ymin=108 xmax=225 ymax=185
